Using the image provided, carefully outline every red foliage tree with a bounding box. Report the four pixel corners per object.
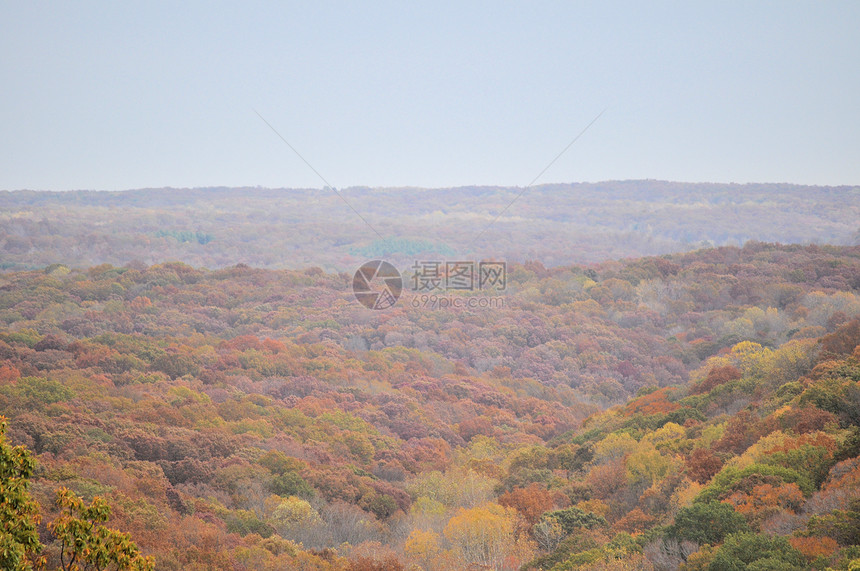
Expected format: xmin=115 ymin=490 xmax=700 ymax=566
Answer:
xmin=820 ymin=318 xmax=860 ymax=358
xmin=694 ymin=365 xmax=742 ymax=394
xmin=498 ymin=483 xmax=555 ymax=526
xmin=685 ymin=448 xmax=723 ymax=484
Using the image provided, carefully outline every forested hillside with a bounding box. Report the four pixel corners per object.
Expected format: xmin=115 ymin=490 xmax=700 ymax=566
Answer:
xmin=0 ymin=243 xmax=858 ymax=569
xmin=1 ymin=182 xmax=858 ymax=271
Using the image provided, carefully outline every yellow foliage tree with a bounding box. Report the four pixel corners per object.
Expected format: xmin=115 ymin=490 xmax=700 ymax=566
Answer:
xmin=270 ymin=496 xmax=321 ymax=528
xmin=404 ymin=529 xmax=441 ymax=569
xmin=729 ymin=340 xmax=774 ymax=377
xmin=593 ymin=432 xmax=638 ymax=464
xmin=642 ymin=422 xmax=686 ymax=450
xmin=443 ymin=502 xmax=528 ymax=570
xmin=625 ymin=443 xmax=674 ymax=486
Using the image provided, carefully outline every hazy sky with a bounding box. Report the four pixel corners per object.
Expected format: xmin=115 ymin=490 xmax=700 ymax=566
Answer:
xmin=1 ymin=1 xmax=858 ymax=191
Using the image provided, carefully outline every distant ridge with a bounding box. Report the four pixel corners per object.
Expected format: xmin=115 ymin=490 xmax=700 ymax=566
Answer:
xmin=0 ymin=181 xmax=857 ymax=271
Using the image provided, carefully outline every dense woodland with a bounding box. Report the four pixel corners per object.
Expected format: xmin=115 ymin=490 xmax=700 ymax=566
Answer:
xmin=0 ymin=243 xmax=858 ymax=569
xmin=1 ymin=182 xmax=858 ymax=271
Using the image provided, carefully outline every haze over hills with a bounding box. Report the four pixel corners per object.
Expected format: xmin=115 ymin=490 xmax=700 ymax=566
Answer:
xmin=2 ymin=181 xmax=858 ymax=272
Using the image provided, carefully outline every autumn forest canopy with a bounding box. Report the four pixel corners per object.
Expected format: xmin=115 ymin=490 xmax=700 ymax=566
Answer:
xmin=0 ymin=184 xmax=859 ymax=570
